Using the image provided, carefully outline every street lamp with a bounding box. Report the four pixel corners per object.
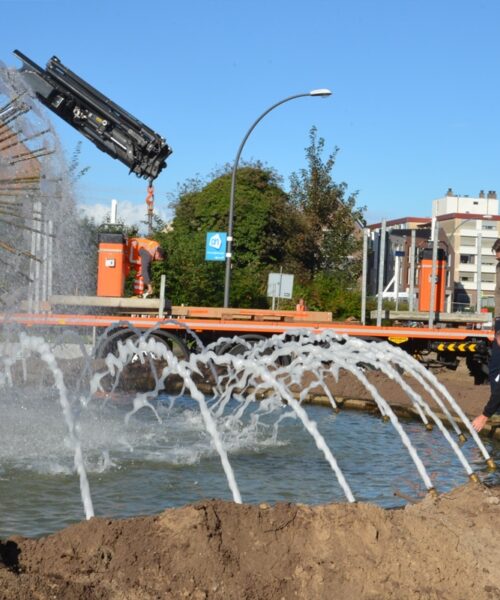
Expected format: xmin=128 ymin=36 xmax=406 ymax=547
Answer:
xmin=447 ymin=214 xmax=492 ymax=237
xmin=223 ymin=89 xmax=332 ymax=308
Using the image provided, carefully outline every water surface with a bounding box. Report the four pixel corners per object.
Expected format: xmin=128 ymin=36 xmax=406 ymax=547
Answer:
xmin=1 ymin=392 xmax=498 ymax=538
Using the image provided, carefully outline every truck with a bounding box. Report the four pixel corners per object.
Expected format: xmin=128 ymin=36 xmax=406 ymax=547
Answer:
xmin=1 ymin=292 xmax=491 ymax=385
xmin=3 ymin=51 xmax=494 ymax=380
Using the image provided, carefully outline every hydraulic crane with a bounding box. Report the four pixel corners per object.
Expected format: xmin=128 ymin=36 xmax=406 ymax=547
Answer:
xmin=13 ymin=50 xmax=172 ymax=182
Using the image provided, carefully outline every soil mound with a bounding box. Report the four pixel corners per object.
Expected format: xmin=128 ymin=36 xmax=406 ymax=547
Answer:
xmin=1 ymin=482 xmax=499 ymax=599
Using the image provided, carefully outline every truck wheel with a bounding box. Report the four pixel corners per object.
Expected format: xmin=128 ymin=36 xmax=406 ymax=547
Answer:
xmin=216 ymin=333 xmax=291 ymax=366
xmin=216 ymin=334 xmax=269 ymax=357
xmin=94 ymin=329 xmax=189 ymax=361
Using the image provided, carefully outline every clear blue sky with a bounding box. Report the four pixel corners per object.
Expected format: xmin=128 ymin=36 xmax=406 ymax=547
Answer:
xmin=1 ymin=0 xmax=500 ymax=225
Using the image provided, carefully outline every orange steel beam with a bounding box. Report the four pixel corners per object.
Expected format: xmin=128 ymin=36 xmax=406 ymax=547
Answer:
xmin=0 ymin=312 xmax=493 ymax=342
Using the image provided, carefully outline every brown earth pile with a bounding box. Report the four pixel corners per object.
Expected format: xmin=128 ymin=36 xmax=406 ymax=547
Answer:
xmin=1 ymin=482 xmax=499 ymax=600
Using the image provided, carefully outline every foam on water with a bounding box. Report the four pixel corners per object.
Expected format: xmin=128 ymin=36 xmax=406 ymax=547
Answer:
xmin=0 ymin=383 xmax=288 ymax=477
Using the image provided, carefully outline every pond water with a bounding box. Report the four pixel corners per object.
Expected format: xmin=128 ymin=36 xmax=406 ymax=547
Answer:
xmin=1 ymin=392 xmax=498 ymax=538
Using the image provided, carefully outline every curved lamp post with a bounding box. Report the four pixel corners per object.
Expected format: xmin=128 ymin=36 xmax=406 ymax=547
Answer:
xmin=223 ymin=89 xmax=332 ymax=308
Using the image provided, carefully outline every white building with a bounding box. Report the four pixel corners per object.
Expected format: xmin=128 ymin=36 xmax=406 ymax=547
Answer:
xmin=367 ymin=189 xmax=500 ymax=311
xmin=433 ymin=189 xmax=500 ymax=309
xmin=433 ymin=188 xmax=498 ymax=218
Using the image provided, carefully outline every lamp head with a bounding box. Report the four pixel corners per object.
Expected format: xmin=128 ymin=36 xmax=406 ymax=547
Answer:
xmin=309 ymin=88 xmax=332 ymax=97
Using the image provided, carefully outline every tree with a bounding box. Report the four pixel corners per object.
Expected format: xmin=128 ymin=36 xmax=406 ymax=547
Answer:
xmin=289 ymin=126 xmax=365 ymax=285
xmin=165 ymin=164 xmax=303 ymax=307
xmin=163 ymin=132 xmax=364 ymax=313
xmin=286 ymin=126 xmax=366 ymax=317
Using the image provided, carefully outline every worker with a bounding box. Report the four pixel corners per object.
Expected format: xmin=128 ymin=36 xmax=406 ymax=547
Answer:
xmin=472 ymin=318 xmax=500 ymax=432
xmin=140 ymin=245 xmax=165 ymax=297
xmin=473 ymin=239 xmax=500 ymax=431
xmin=494 ymin=238 xmax=500 ymax=319
xmin=296 ymin=298 xmax=307 ymax=312
xmin=127 ymin=238 xmax=165 ymax=297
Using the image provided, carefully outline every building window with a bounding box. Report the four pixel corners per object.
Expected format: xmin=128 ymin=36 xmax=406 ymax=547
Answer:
xmin=460 ymin=254 xmax=474 ymax=264
xmin=460 ymin=275 xmax=473 ymax=282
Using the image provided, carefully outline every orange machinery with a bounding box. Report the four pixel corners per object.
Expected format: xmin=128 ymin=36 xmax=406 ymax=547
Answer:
xmin=418 ymin=248 xmax=447 ymax=312
xmin=97 ymin=235 xmax=161 ymax=297
xmin=96 ymin=232 xmax=127 ymax=297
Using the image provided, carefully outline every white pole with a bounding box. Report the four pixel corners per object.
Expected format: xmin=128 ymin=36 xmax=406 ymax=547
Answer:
xmin=41 ymin=218 xmax=49 ymax=310
xmin=409 ymin=229 xmax=416 ymax=311
xmin=47 ymin=220 xmax=53 ymax=299
xmin=159 ymin=274 xmax=166 ymax=318
xmin=376 ymin=220 xmax=387 ymax=327
xmin=277 ymin=267 xmax=283 ymax=310
xmin=110 ymin=199 xmax=118 ymax=224
xmin=361 ymin=228 xmax=369 ymax=324
xmin=476 ymin=231 xmax=482 ymax=313
xmin=428 ymin=218 xmax=438 ymax=328
xmin=34 ymin=202 xmax=42 ymax=313
xmin=28 ymin=204 xmax=37 ymax=313
xmin=394 ymin=245 xmax=401 ymax=310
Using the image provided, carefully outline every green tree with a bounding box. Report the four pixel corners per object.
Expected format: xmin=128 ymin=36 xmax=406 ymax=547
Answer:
xmin=289 ymin=126 xmax=365 ymax=284
xmin=165 ymin=164 xmax=303 ymax=307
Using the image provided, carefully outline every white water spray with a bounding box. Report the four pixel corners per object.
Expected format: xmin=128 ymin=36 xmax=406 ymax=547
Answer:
xmin=16 ymin=333 xmax=94 ymax=519
xmin=1 ymin=325 xmax=495 ymax=526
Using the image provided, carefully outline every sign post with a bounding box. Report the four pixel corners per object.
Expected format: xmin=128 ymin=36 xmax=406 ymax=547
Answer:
xmin=205 ymin=232 xmax=227 ymax=261
xmin=267 ymin=271 xmax=294 ymax=309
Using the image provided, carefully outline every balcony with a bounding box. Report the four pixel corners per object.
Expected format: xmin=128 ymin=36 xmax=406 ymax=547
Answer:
xmin=459 ymin=281 xmax=496 ymax=292
xmin=456 ymin=263 xmax=496 ymax=273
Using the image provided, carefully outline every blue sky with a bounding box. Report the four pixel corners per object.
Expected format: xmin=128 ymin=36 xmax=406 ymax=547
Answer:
xmin=1 ymin=0 xmax=500 ymax=226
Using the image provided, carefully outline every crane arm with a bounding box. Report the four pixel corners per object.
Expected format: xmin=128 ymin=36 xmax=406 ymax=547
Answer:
xmin=13 ymin=50 xmax=172 ymax=181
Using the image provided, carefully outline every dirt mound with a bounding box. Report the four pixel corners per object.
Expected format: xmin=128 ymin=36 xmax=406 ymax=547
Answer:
xmin=1 ymin=482 xmax=499 ymax=599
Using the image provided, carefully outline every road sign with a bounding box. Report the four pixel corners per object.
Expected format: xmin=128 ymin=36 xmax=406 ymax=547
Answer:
xmin=267 ymin=272 xmax=294 ymax=299
xmin=205 ymin=232 xmax=227 ymax=261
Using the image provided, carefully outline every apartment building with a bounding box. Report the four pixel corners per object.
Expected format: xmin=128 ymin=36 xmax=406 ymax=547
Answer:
xmin=368 ymin=189 xmax=500 ymax=310
xmin=434 ymin=189 xmax=500 ymax=309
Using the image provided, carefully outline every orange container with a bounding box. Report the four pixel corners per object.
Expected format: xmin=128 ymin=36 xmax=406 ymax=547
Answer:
xmin=418 ymin=248 xmax=447 ymax=312
xmin=97 ymin=233 xmax=126 ymax=297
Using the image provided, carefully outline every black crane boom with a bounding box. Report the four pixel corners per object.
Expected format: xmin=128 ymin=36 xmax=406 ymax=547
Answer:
xmin=13 ymin=50 xmax=172 ymax=181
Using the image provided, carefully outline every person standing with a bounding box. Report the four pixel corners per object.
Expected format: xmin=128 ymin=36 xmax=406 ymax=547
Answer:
xmin=494 ymin=238 xmax=500 ymax=319
xmin=126 ymin=238 xmax=165 ymax=297
xmin=472 ymin=239 xmax=500 ymax=432
xmin=295 ymin=298 xmax=307 ymax=312
xmin=139 ymin=245 xmax=165 ymax=297
xmin=472 ymin=320 xmax=500 ymax=432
